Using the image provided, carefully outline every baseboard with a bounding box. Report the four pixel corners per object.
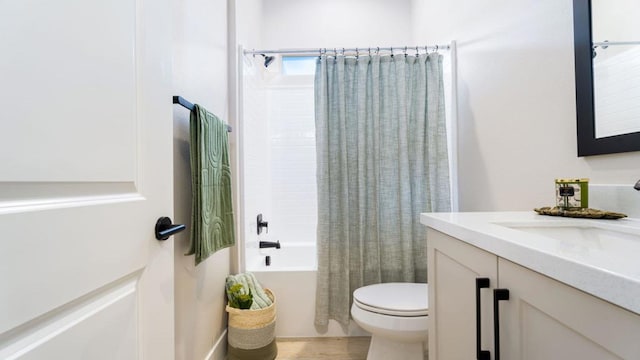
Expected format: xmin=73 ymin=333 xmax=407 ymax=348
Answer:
xmin=204 ymin=329 xmax=227 ymax=360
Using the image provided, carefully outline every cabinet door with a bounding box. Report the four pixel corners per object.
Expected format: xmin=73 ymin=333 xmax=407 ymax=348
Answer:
xmin=498 ymin=258 xmax=640 ymax=360
xmin=427 ymin=229 xmax=498 ymax=360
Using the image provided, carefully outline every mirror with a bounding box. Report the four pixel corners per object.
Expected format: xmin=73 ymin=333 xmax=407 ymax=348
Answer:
xmin=573 ymin=0 xmax=640 ymax=156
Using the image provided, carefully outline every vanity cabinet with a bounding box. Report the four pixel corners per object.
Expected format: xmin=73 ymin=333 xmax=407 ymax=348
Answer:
xmin=427 ymin=228 xmax=497 ymax=359
xmin=427 ymin=228 xmax=640 ymax=360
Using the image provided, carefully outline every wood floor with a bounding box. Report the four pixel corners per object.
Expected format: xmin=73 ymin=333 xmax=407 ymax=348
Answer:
xmin=275 ymin=337 xmax=371 ymax=360
xmin=274 ymin=337 xmax=429 ymax=360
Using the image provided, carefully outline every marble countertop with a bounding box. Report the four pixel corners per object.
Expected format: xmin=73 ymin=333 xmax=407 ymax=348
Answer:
xmin=420 ymin=211 xmax=640 ymax=315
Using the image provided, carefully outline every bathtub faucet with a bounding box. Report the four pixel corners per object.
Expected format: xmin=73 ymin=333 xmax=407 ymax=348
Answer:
xmin=259 ymin=240 xmax=281 ymax=249
xmin=635 ymin=179 xmax=640 ymax=191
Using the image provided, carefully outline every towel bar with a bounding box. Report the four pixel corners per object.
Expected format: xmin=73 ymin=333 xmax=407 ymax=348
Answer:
xmin=173 ymin=96 xmax=232 ymax=132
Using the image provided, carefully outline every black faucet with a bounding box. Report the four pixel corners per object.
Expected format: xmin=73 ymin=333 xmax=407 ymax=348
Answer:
xmin=259 ymin=240 xmax=281 ymax=249
xmin=635 ymin=179 xmax=640 ymax=191
xmin=257 ymin=214 xmax=269 ymax=235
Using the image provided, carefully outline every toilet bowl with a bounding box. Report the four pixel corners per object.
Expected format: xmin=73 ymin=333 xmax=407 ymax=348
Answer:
xmin=351 ymin=283 xmax=428 ymax=360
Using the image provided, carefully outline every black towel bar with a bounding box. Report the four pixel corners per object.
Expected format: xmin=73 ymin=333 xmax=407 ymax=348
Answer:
xmin=173 ymin=96 xmax=232 ymax=132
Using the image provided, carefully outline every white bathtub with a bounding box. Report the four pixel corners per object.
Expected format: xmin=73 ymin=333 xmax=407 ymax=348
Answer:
xmin=245 ymin=242 xmax=366 ymax=338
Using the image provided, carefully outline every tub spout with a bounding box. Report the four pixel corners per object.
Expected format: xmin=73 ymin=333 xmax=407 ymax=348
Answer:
xmin=259 ymin=240 xmax=281 ymax=249
xmin=635 ymin=179 xmax=640 ymax=191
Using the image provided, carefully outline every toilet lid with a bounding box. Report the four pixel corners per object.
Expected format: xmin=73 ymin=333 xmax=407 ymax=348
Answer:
xmin=353 ymin=283 xmax=428 ymax=317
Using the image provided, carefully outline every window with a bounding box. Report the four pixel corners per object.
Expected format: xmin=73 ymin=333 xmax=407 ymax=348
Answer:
xmin=281 ymin=56 xmax=316 ymax=75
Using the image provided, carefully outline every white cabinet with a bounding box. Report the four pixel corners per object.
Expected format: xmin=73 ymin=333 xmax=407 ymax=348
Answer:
xmin=498 ymin=258 xmax=640 ymax=360
xmin=427 ymin=228 xmax=640 ymax=360
xmin=427 ymin=228 xmax=497 ymax=359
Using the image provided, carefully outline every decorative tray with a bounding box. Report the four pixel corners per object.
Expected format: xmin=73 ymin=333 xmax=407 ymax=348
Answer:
xmin=534 ymin=206 xmax=627 ymax=220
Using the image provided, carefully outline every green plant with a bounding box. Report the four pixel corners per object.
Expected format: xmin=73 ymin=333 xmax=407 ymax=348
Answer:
xmin=228 ymin=283 xmax=253 ymax=309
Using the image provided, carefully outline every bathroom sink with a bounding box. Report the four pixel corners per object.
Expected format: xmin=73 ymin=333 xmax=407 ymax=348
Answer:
xmin=491 ymin=220 xmax=640 ymax=263
xmin=499 ymin=222 xmax=640 ymax=244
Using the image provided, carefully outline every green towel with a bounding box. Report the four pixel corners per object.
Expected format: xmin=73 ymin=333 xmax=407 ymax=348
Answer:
xmin=226 ymin=273 xmax=273 ymax=310
xmin=186 ymin=104 xmax=235 ymax=265
xmin=240 ymin=273 xmax=273 ymax=309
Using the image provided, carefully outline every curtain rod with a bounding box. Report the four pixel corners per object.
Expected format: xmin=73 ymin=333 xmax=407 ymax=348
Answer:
xmin=243 ymin=44 xmax=451 ymax=56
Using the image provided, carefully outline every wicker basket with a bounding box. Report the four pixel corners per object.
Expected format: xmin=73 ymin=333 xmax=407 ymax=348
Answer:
xmin=226 ymin=289 xmax=277 ymax=360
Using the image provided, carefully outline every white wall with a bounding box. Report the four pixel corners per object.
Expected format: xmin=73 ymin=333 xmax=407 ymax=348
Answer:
xmin=172 ymin=0 xmax=232 ymax=359
xmin=231 ymin=0 xmax=266 ymax=272
xmin=412 ymin=0 xmax=640 ymax=212
xmin=234 ymin=0 xmax=263 ymax=50
xmin=260 ymin=0 xmax=413 ymax=49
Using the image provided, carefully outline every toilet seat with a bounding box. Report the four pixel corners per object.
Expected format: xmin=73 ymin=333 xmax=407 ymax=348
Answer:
xmin=353 ymin=283 xmax=428 ymax=317
xmin=351 ymin=282 xmax=429 ymax=359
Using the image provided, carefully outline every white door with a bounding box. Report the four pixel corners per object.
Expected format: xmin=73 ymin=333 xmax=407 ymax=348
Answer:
xmin=0 ymin=0 xmax=174 ymax=359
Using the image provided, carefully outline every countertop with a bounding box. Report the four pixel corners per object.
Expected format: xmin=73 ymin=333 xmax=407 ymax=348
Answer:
xmin=420 ymin=211 xmax=640 ymax=315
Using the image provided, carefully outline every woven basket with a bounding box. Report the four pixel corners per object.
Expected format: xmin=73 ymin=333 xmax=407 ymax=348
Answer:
xmin=227 ymin=288 xmax=277 ymax=359
xmin=226 ymin=289 xmax=276 ymax=329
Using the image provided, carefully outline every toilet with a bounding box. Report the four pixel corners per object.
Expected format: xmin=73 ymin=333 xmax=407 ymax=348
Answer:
xmin=351 ymin=282 xmax=428 ymax=360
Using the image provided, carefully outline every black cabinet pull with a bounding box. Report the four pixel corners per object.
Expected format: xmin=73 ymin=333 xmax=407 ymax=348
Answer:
xmin=493 ymin=288 xmax=510 ymax=360
xmin=155 ymin=217 xmax=186 ymax=240
xmin=476 ymin=278 xmax=490 ymax=360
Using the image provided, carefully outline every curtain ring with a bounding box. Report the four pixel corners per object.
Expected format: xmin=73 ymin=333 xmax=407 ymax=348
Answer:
xmin=252 ymin=49 xmax=255 ymax=58
xmin=355 ymin=48 xmax=359 ymax=59
xmin=390 ymin=46 xmax=393 ymax=57
xmin=376 ymin=47 xmax=380 ymax=54
xmin=342 ymin=48 xmax=345 ymax=56
xmin=435 ymin=45 xmax=439 ymax=52
xmin=404 ymin=46 xmax=408 ymax=57
xmin=368 ymin=47 xmax=371 ymax=56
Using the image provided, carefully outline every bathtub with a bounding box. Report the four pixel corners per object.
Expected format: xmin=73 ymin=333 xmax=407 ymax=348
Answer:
xmin=245 ymin=242 xmax=366 ymax=338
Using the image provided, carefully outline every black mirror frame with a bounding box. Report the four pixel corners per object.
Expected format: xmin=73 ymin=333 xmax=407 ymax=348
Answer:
xmin=573 ymin=0 xmax=640 ymax=156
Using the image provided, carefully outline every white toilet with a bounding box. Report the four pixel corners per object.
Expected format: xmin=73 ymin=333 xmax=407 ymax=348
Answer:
xmin=351 ymin=282 xmax=428 ymax=360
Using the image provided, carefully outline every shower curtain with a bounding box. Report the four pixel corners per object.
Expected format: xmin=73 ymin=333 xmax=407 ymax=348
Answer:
xmin=314 ymin=53 xmax=451 ymax=329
